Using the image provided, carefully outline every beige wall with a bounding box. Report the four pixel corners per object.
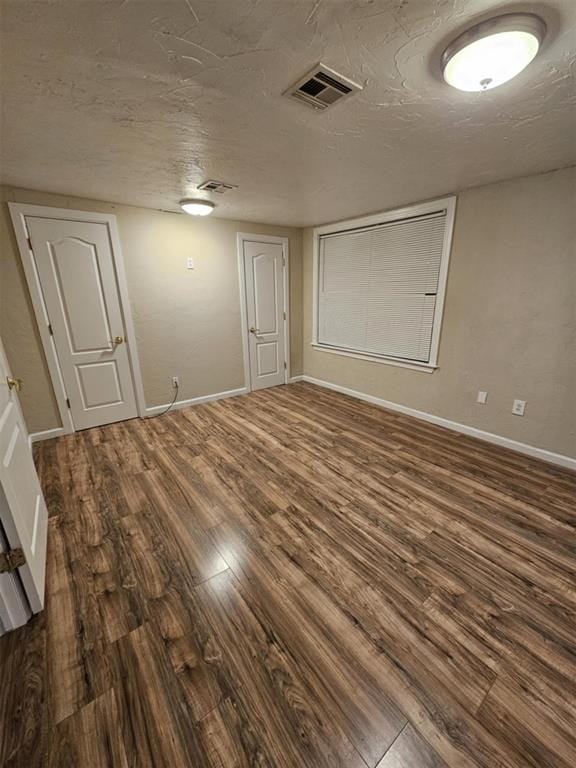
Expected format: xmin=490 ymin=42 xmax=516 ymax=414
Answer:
xmin=2 ymin=168 xmax=574 ymax=458
xmin=0 ymin=187 xmax=303 ymax=432
xmin=303 ymin=167 xmax=576 ymax=458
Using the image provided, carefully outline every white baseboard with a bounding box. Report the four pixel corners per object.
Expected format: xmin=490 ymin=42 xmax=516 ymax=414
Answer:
xmin=301 ymin=376 xmax=576 ymax=471
xmin=27 ymin=388 xmax=248 ymax=441
xmin=29 ymin=427 xmax=65 ymax=445
xmin=145 ymin=386 xmax=248 ymax=416
xmin=27 ymin=380 xmax=576 ymax=471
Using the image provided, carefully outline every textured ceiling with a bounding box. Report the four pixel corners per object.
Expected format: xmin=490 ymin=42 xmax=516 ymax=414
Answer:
xmin=1 ymin=0 xmax=575 ymax=226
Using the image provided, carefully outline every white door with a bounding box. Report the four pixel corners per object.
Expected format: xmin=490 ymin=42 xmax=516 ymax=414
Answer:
xmin=26 ymin=217 xmax=138 ymax=430
xmin=242 ymin=238 xmax=287 ymax=391
xmin=0 ymin=338 xmax=48 ymax=618
xmin=0 ymin=516 xmax=31 ymax=634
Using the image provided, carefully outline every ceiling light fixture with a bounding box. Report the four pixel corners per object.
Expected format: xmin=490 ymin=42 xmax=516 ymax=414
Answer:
xmin=442 ymin=13 xmax=546 ymax=92
xmin=179 ymin=198 xmax=215 ymax=216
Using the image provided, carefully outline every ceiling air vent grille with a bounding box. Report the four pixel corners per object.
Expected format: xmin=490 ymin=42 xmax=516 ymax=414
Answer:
xmin=284 ymin=64 xmax=362 ymax=110
xmin=197 ymin=180 xmax=238 ymax=194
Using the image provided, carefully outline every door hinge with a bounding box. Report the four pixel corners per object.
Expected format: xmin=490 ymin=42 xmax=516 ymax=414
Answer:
xmin=66 ymin=398 xmax=71 ymax=409
xmin=284 ymin=361 xmax=287 ymax=370
xmin=0 ymin=547 xmax=26 ymax=574
xmin=48 ymin=323 xmax=54 ymax=336
xmin=26 ymin=236 xmax=33 ymax=251
xmin=283 ymin=311 xmax=286 ymax=321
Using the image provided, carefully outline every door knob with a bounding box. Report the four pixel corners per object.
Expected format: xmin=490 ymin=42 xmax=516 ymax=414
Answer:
xmin=114 ymin=336 xmax=125 ymax=345
xmin=249 ymin=327 xmax=260 ymax=335
xmin=6 ymin=377 xmax=23 ymax=392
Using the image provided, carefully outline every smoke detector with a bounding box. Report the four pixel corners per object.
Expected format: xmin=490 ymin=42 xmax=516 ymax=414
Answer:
xmin=197 ymin=180 xmax=238 ymax=194
xmin=284 ymin=63 xmax=362 ymax=111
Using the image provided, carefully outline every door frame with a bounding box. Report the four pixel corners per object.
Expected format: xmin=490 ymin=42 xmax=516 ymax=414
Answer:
xmin=236 ymin=233 xmax=290 ymax=392
xmin=8 ymin=203 xmax=146 ymax=433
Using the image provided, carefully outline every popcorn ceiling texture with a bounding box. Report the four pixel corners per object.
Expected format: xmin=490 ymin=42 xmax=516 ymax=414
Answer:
xmin=1 ymin=0 xmax=575 ymax=227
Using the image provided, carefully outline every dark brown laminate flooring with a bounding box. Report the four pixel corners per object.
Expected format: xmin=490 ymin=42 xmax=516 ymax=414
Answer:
xmin=1 ymin=382 xmax=575 ymax=767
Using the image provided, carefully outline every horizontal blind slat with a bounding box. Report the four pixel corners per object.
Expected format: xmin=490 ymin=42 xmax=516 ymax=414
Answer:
xmin=318 ymin=211 xmax=447 ymax=362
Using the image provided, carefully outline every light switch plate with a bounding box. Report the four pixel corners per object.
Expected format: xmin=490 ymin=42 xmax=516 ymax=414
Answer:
xmin=512 ymin=399 xmax=526 ymax=416
xmin=186 ymin=258 xmax=194 ymax=270
xmin=476 ymin=390 xmax=488 ymax=404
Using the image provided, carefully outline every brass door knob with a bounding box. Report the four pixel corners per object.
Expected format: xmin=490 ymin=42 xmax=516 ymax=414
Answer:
xmin=249 ymin=327 xmax=260 ymax=335
xmin=114 ymin=336 xmax=125 ymax=345
xmin=6 ymin=377 xmax=23 ymax=392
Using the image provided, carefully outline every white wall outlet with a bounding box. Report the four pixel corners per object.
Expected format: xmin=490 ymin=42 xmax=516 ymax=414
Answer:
xmin=171 ymin=376 xmax=180 ymax=389
xmin=476 ymin=390 xmax=488 ymax=404
xmin=186 ymin=258 xmax=194 ymax=270
xmin=512 ymin=399 xmax=526 ymax=416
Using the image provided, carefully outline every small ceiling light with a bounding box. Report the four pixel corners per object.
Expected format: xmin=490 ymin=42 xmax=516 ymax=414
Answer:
xmin=179 ymin=199 xmax=215 ymax=216
xmin=442 ymin=13 xmax=546 ymax=92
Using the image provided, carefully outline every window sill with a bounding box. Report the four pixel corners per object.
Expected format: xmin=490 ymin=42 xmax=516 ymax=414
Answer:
xmin=310 ymin=343 xmax=438 ymax=373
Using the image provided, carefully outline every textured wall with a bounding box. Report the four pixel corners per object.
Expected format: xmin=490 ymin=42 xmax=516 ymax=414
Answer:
xmin=0 ymin=187 xmax=303 ymax=432
xmin=303 ymin=167 xmax=576 ymax=458
xmin=3 ymin=169 xmax=574 ymax=456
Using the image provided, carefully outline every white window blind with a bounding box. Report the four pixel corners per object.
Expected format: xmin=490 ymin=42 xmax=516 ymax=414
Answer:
xmin=316 ymin=209 xmax=449 ymax=364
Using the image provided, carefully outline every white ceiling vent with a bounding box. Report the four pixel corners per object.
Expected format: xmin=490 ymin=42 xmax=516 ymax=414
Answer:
xmin=284 ymin=64 xmax=362 ymax=110
xmin=197 ymin=179 xmax=238 ymax=194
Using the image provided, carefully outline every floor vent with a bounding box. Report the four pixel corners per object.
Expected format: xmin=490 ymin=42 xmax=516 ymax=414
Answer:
xmin=284 ymin=64 xmax=362 ymax=110
xmin=197 ymin=180 xmax=238 ymax=194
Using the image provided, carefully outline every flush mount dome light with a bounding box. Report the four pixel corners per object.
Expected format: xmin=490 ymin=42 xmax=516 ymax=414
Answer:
xmin=179 ymin=199 xmax=215 ymax=216
xmin=442 ymin=13 xmax=546 ymax=92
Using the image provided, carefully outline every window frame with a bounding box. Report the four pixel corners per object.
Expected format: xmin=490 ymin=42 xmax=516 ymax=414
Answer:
xmin=311 ymin=195 xmax=457 ymax=372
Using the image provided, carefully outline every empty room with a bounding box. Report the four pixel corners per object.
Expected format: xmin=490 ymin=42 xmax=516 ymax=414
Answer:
xmin=0 ymin=1 xmax=574 ymax=766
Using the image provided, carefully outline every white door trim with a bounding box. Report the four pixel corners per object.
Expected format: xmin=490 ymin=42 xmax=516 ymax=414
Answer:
xmin=236 ymin=233 xmax=290 ymax=392
xmin=8 ymin=203 xmax=146 ymax=431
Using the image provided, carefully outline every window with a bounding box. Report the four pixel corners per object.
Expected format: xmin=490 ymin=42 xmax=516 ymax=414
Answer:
xmin=312 ymin=197 xmax=456 ymax=370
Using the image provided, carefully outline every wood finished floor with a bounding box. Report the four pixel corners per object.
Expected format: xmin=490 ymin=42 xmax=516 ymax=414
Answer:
xmin=1 ymin=381 xmax=575 ymax=768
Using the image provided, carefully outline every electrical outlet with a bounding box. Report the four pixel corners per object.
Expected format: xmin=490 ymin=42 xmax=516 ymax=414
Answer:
xmin=186 ymin=258 xmax=194 ymax=270
xmin=512 ymin=399 xmax=526 ymax=416
xmin=476 ymin=390 xmax=488 ymax=404
xmin=171 ymin=376 xmax=180 ymax=389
